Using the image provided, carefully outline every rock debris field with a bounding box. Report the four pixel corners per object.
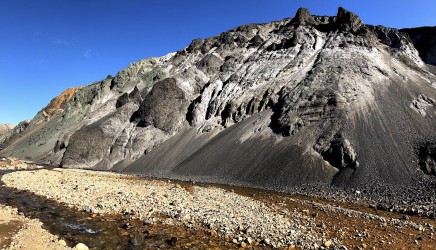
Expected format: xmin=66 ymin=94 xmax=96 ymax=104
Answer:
xmin=0 ymin=160 xmax=435 ymax=249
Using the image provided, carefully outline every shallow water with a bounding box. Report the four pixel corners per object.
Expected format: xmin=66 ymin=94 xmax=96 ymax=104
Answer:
xmin=0 ymin=169 xmax=238 ymax=250
xmin=0 ymin=220 xmax=21 ymax=248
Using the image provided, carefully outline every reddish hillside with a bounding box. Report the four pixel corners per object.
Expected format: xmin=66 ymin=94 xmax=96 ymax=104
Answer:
xmin=43 ymin=87 xmax=82 ymax=118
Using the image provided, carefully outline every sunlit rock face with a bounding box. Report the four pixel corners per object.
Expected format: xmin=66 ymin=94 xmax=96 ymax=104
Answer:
xmin=2 ymin=7 xmax=436 ymax=190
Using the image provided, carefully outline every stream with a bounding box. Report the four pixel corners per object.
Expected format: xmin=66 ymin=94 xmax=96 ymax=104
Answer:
xmin=0 ymin=169 xmax=236 ymax=250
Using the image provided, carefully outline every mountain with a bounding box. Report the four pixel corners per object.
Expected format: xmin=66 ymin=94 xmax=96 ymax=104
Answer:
xmin=0 ymin=124 xmax=15 ymax=145
xmin=0 ymin=124 xmax=14 ymax=133
xmin=1 ymin=7 xmax=436 ymax=191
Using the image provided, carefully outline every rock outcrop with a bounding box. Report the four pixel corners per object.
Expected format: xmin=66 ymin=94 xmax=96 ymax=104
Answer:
xmin=336 ymin=7 xmax=364 ymax=33
xmin=401 ymin=26 xmax=436 ymax=65
xmin=1 ymin=7 xmax=436 ymax=191
xmin=131 ymin=78 xmax=189 ymax=133
xmin=290 ymin=8 xmax=315 ymax=26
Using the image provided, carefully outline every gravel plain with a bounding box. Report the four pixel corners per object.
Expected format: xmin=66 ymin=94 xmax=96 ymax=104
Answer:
xmin=0 ymin=158 xmax=435 ymax=249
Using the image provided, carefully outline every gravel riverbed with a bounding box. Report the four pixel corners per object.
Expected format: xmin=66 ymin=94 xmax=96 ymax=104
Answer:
xmin=0 ymin=159 xmax=435 ymax=249
xmin=2 ymin=168 xmax=329 ymax=249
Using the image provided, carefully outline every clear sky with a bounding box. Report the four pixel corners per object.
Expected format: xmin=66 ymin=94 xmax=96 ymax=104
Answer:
xmin=1 ymin=0 xmax=435 ymax=124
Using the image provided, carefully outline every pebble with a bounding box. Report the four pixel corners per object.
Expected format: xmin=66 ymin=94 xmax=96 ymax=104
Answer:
xmin=324 ymin=240 xmax=333 ymax=247
xmin=74 ymin=243 xmax=89 ymax=250
xmin=59 ymin=239 xmax=67 ymax=246
xmin=262 ymin=238 xmax=271 ymax=245
xmin=166 ymin=237 xmax=178 ymax=246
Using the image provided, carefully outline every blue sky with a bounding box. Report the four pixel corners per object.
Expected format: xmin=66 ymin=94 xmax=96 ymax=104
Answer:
xmin=1 ymin=0 xmax=435 ymax=124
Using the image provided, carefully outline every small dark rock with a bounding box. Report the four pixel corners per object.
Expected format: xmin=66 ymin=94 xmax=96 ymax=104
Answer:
xmin=166 ymin=237 xmax=178 ymax=246
xmin=122 ymin=222 xmax=132 ymax=229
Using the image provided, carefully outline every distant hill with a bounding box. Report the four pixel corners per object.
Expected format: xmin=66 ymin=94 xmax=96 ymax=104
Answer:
xmin=0 ymin=124 xmax=14 ymax=133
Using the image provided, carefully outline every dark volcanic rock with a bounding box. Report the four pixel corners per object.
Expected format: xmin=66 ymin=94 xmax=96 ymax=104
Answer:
xmin=336 ymin=7 xmax=364 ymax=33
xmin=401 ymin=26 xmax=436 ymax=65
xmin=369 ymin=25 xmax=404 ymax=48
xmin=116 ymin=86 xmax=142 ymax=108
xmin=314 ymin=134 xmax=358 ymax=171
xmin=291 ymin=8 xmax=315 ymax=26
xmin=131 ymin=78 xmax=188 ymax=133
xmin=61 ymin=124 xmax=113 ymax=168
xmin=417 ymin=141 xmax=436 ymax=176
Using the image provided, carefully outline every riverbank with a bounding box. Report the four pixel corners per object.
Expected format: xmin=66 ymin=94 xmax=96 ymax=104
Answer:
xmin=0 ymin=204 xmax=72 ymax=250
xmin=0 ymin=159 xmax=435 ymax=249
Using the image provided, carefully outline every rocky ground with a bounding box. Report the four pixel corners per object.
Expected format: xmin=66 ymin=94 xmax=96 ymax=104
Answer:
xmin=0 ymin=159 xmax=435 ymax=249
xmin=0 ymin=204 xmax=72 ymax=250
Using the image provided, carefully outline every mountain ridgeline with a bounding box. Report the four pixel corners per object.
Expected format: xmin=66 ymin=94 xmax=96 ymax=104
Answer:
xmin=2 ymin=7 xmax=436 ymax=191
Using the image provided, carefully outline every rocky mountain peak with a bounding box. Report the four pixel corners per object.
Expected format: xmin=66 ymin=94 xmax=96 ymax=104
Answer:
xmin=291 ymin=8 xmax=315 ymax=26
xmin=336 ymin=7 xmax=364 ymax=33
